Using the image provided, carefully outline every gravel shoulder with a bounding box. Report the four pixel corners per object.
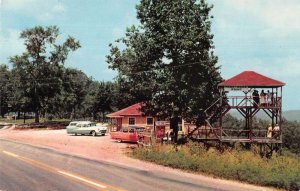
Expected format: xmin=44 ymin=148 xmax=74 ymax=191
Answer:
xmin=0 ymin=128 xmax=277 ymax=191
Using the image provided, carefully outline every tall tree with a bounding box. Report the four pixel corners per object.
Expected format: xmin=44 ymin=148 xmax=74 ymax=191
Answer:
xmin=83 ymin=81 xmax=101 ymax=120
xmin=107 ymin=0 xmax=222 ymax=142
xmin=10 ymin=26 xmax=80 ymax=122
xmin=0 ymin=64 xmax=12 ymax=117
xmin=60 ymin=68 xmax=91 ymax=120
xmin=95 ymin=81 xmax=115 ymax=120
xmin=84 ymin=81 xmax=116 ymax=121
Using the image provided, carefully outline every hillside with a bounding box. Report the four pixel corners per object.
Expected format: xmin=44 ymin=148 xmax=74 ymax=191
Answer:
xmin=283 ymin=110 xmax=300 ymax=122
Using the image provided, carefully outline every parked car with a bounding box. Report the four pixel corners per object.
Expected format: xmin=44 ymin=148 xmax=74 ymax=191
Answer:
xmin=66 ymin=121 xmax=107 ymax=136
xmin=110 ymin=126 xmax=145 ymax=143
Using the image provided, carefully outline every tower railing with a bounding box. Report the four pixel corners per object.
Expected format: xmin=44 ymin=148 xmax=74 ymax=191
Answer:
xmin=226 ymin=96 xmax=282 ymax=108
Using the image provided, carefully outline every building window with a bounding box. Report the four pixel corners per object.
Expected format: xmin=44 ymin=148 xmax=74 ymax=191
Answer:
xmin=146 ymin=117 xmax=153 ymax=125
xmin=128 ymin=117 xmax=135 ymax=125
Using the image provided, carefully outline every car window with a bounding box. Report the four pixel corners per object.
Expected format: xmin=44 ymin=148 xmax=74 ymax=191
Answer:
xmin=122 ymin=128 xmax=128 ymax=133
xmin=136 ymin=128 xmax=145 ymax=132
xmin=70 ymin=123 xmax=77 ymax=126
xmin=129 ymin=129 xmax=134 ymax=133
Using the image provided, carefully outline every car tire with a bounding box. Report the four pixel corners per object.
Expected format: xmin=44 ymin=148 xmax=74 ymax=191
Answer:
xmin=101 ymin=134 xmax=105 ymax=136
xmin=74 ymin=133 xmax=77 ymax=136
xmin=117 ymin=139 xmax=122 ymax=143
xmin=92 ymin=131 xmax=97 ymax=137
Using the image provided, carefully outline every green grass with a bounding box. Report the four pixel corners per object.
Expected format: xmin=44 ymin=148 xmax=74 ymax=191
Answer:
xmin=0 ymin=118 xmax=70 ymax=124
xmin=132 ymin=142 xmax=300 ymax=190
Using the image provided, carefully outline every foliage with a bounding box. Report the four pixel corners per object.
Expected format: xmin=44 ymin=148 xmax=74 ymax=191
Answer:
xmin=9 ymin=26 xmax=81 ymax=122
xmin=84 ymin=81 xmax=116 ymax=121
xmin=132 ymin=142 xmax=300 ymax=190
xmin=0 ymin=64 xmax=12 ymax=117
xmin=107 ymin=0 xmax=222 ymax=141
xmin=61 ymin=68 xmax=91 ymax=119
xmin=282 ymin=119 xmax=300 ymax=154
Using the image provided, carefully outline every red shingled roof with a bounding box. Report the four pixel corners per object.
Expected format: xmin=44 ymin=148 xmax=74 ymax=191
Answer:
xmin=218 ymin=71 xmax=285 ymax=87
xmin=107 ymin=103 xmax=142 ymax=118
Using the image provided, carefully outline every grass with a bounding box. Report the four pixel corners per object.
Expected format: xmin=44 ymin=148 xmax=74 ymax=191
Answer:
xmin=131 ymin=142 xmax=300 ymax=190
xmin=0 ymin=118 xmax=70 ymax=130
xmin=0 ymin=118 xmax=70 ymax=124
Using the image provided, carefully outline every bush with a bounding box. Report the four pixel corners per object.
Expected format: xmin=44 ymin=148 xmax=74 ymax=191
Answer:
xmin=132 ymin=143 xmax=300 ymax=190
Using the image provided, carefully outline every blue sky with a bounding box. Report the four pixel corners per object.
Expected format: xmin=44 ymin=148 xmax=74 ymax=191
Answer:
xmin=1 ymin=0 xmax=300 ymax=110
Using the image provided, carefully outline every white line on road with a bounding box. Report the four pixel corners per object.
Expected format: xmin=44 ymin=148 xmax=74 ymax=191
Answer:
xmin=2 ymin=150 xmax=19 ymax=158
xmin=1 ymin=149 xmax=126 ymax=190
xmin=57 ymin=170 xmax=107 ymax=189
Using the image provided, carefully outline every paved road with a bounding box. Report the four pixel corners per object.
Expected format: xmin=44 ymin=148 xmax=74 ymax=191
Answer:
xmin=0 ymin=139 xmax=270 ymax=191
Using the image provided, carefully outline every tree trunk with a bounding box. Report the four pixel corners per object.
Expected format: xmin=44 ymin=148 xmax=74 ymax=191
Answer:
xmin=102 ymin=112 xmax=105 ymax=123
xmin=35 ymin=110 xmax=39 ymax=123
xmin=170 ymin=116 xmax=179 ymax=143
xmin=70 ymin=107 xmax=76 ymax=121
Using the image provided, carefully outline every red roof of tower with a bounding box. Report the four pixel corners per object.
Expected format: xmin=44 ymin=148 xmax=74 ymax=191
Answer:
xmin=218 ymin=71 xmax=285 ymax=87
xmin=107 ymin=103 xmax=142 ymax=118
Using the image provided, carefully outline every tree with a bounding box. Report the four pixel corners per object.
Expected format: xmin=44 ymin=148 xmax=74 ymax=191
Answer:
xmin=0 ymin=64 xmax=12 ymax=117
xmin=95 ymin=81 xmax=115 ymax=120
xmin=10 ymin=26 xmax=80 ymax=122
xmin=282 ymin=119 xmax=300 ymax=154
xmin=107 ymin=0 xmax=222 ymax=142
xmin=60 ymin=68 xmax=91 ymax=120
xmin=83 ymin=81 xmax=101 ymax=120
xmin=84 ymin=81 xmax=116 ymax=121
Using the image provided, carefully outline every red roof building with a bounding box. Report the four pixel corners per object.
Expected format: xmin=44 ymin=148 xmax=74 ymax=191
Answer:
xmin=218 ymin=71 xmax=285 ymax=88
xmin=107 ymin=103 xmax=155 ymax=131
xmin=107 ymin=103 xmax=143 ymax=118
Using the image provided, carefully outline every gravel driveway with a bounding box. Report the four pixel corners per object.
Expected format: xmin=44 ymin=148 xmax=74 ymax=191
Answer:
xmin=0 ymin=129 xmax=132 ymax=163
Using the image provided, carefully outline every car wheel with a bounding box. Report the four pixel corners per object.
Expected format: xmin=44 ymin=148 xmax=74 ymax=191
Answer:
xmin=74 ymin=133 xmax=77 ymax=136
xmin=117 ymin=139 xmax=122 ymax=143
xmin=101 ymin=134 xmax=105 ymax=136
xmin=91 ymin=131 xmax=97 ymax=137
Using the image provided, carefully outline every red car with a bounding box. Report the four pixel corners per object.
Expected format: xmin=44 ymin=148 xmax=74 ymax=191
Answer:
xmin=110 ymin=126 xmax=145 ymax=143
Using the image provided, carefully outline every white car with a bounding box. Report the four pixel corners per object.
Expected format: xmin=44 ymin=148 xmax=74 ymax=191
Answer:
xmin=66 ymin=121 xmax=107 ymax=136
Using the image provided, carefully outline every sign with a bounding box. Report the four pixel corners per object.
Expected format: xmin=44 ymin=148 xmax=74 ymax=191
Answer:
xmin=156 ymin=126 xmax=165 ymax=139
xmin=155 ymin=121 xmax=166 ymax=126
xmin=155 ymin=121 xmax=166 ymax=139
xmin=224 ymin=86 xmax=248 ymax=92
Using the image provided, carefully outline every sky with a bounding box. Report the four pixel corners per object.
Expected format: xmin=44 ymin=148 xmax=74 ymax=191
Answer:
xmin=0 ymin=0 xmax=300 ymax=111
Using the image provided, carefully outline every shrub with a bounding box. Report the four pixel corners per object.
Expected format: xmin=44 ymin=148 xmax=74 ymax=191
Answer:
xmin=131 ymin=142 xmax=300 ymax=190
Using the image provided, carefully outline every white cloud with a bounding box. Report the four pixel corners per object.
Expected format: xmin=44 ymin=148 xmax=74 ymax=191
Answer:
xmin=0 ymin=29 xmax=25 ymax=63
xmin=1 ymin=0 xmax=38 ymax=10
xmin=53 ymin=2 xmax=66 ymax=13
xmin=223 ymin=0 xmax=300 ymax=37
xmin=264 ymin=58 xmax=300 ymax=78
xmin=2 ymin=0 xmax=66 ymax=22
xmin=222 ymin=57 xmax=300 ymax=79
xmin=260 ymin=2 xmax=300 ymax=37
